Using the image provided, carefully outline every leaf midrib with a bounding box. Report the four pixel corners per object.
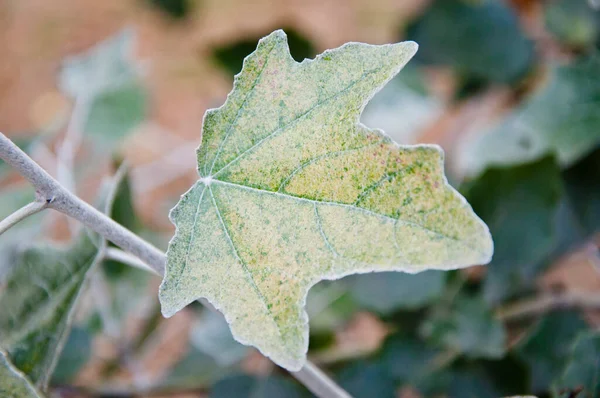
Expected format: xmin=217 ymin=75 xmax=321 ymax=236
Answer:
xmin=208 ymin=179 xmax=485 ymax=257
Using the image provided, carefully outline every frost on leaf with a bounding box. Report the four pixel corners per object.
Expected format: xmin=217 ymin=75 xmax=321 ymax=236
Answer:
xmin=159 ymin=30 xmax=493 ymax=370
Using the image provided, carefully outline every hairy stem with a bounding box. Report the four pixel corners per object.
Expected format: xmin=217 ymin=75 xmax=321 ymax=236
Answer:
xmin=105 ymin=247 xmax=160 ymax=275
xmin=292 ymin=361 xmax=351 ymax=398
xmin=0 ymin=132 xmax=166 ymax=275
xmin=0 ymin=132 xmax=348 ymax=398
xmin=0 ymin=200 xmax=47 ymax=236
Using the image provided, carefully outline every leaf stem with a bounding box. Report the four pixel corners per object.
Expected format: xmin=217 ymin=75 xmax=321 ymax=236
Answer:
xmin=0 ymin=200 xmax=47 ymax=236
xmin=0 ymin=132 xmax=350 ymax=398
xmin=105 ymin=247 xmax=160 ymax=275
xmin=292 ymin=361 xmax=351 ymax=398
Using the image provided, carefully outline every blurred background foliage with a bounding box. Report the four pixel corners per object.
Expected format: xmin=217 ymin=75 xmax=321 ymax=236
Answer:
xmin=0 ymin=0 xmax=599 ymax=397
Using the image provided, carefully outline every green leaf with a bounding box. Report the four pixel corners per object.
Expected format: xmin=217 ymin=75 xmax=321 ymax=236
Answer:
xmin=0 ymin=233 xmax=101 ymax=390
xmin=59 ymin=29 xmax=146 ymax=143
xmin=380 ymin=334 xmax=441 ymax=383
xmin=0 ymin=352 xmax=43 ymax=398
xmin=463 ymin=157 xmax=562 ymax=302
xmin=563 ymin=147 xmax=600 ymax=237
xmin=162 ymin=345 xmax=235 ymax=390
xmin=189 ymin=310 xmax=249 ymax=366
xmin=460 ymin=52 xmax=600 ymax=177
xmin=407 ymin=0 xmax=534 ymax=83
xmin=545 ymin=0 xmax=600 ymax=49
xmin=85 ymin=82 xmax=146 ymax=141
xmin=336 ymin=361 xmax=396 ymax=398
xmin=346 ymin=270 xmax=446 ymax=314
xmin=555 ymin=332 xmax=600 ymax=397
xmin=159 ymin=30 xmax=493 ymax=370
xmin=447 ymin=370 xmax=502 ymax=398
xmin=211 ymin=374 xmax=309 ymax=398
xmin=420 ymin=295 xmax=506 ymax=359
xmin=516 ymin=312 xmax=588 ymax=393
xmin=50 ymin=327 xmax=92 ymax=385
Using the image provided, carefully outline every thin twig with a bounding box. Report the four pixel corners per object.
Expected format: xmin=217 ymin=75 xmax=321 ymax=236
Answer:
xmin=0 ymin=132 xmax=166 ymax=275
xmin=497 ymin=291 xmax=600 ymax=322
xmin=105 ymin=247 xmax=160 ymax=275
xmin=0 ymin=201 xmax=47 ymax=236
xmin=0 ymin=132 xmax=350 ymax=398
xmin=292 ymin=361 xmax=352 ymax=398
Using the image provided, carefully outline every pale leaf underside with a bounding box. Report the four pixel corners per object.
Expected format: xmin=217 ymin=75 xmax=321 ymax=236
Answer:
xmin=159 ymin=30 xmax=493 ymax=370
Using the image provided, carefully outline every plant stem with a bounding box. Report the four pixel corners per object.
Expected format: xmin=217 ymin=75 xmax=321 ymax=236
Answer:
xmin=497 ymin=291 xmax=600 ymax=322
xmin=292 ymin=361 xmax=351 ymax=398
xmin=0 ymin=132 xmax=166 ymax=275
xmin=0 ymin=132 xmax=349 ymax=398
xmin=105 ymin=247 xmax=160 ymax=275
xmin=0 ymin=201 xmax=47 ymax=236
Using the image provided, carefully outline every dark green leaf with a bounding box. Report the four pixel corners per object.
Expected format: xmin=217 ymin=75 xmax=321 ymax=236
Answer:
xmin=213 ymin=28 xmax=315 ymax=76
xmin=407 ymin=0 xmax=534 ymax=83
xmin=447 ymin=370 xmax=501 ymax=398
xmin=463 ymin=157 xmax=562 ymax=302
xmin=346 ymin=270 xmax=446 ymax=315
xmin=516 ymin=311 xmax=588 ymax=393
xmin=50 ymin=327 xmax=92 ymax=385
xmin=211 ymin=374 xmax=309 ymax=398
xmin=380 ymin=333 xmax=441 ymax=382
xmin=563 ymin=146 xmax=600 ymax=237
xmin=146 ymin=0 xmax=191 ymax=19
xmin=555 ymin=332 xmax=600 ymax=398
xmin=337 ymin=361 xmax=396 ymax=398
xmin=420 ymin=295 xmax=506 ymax=358
xmin=162 ymin=345 xmax=233 ymax=390
xmin=0 ymin=233 xmax=101 ymax=390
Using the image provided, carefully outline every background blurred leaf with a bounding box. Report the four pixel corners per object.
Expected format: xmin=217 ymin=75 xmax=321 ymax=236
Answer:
xmin=554 ymin=332 xmax=600 ymax=397
xmin=146 ymin=0 xmax=191 ymax=19
xmin=460 ymin=52 xmax=600 ymax=177
xmin=210 ymin=374 xmax=309 ymax=398
xmin=162 ymin=344 xmax=235 ymax=390
xmin=420 ymin=295 xmax=506 ymax=358
xmin=379 ymin=334 xmax=441 ymax=384
xmin=447 ymin=370 xmax=502 ymax=398
xmin=345 ymin=270 xmax=446 ymax=315
xmin=213 ymin=28 xmax=315 ymax=76
xmin=545 ymin=0 xmax=600 ymax=49
xmin=0 ymin=233 xmax=101 ymax=391
xmin=336 ymin=361 xmax=396 ymax=398
xmin=463 ymin=157 xmax=562 ymax=302
xmin=59 ymin=29 xmax=146 ymax=144
xmin=361 ymin=65 xmax=444 ymax=145
xmin=562 ymin=147 xmax=600 ymax=237
xmin=0 ymin=352 xmax=42 ymax=398
xmin=190 ymin=310 xmax=249 ymax=366
xmin=516 ymin=311 xmax=588 ymax=393
xmin=84 ymin=82 xmax=146 ymax=143
xmin=50 ymin=327 xmax=92 ymax=385
xmin=407 ymin=0 xmax=534 ymax=84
